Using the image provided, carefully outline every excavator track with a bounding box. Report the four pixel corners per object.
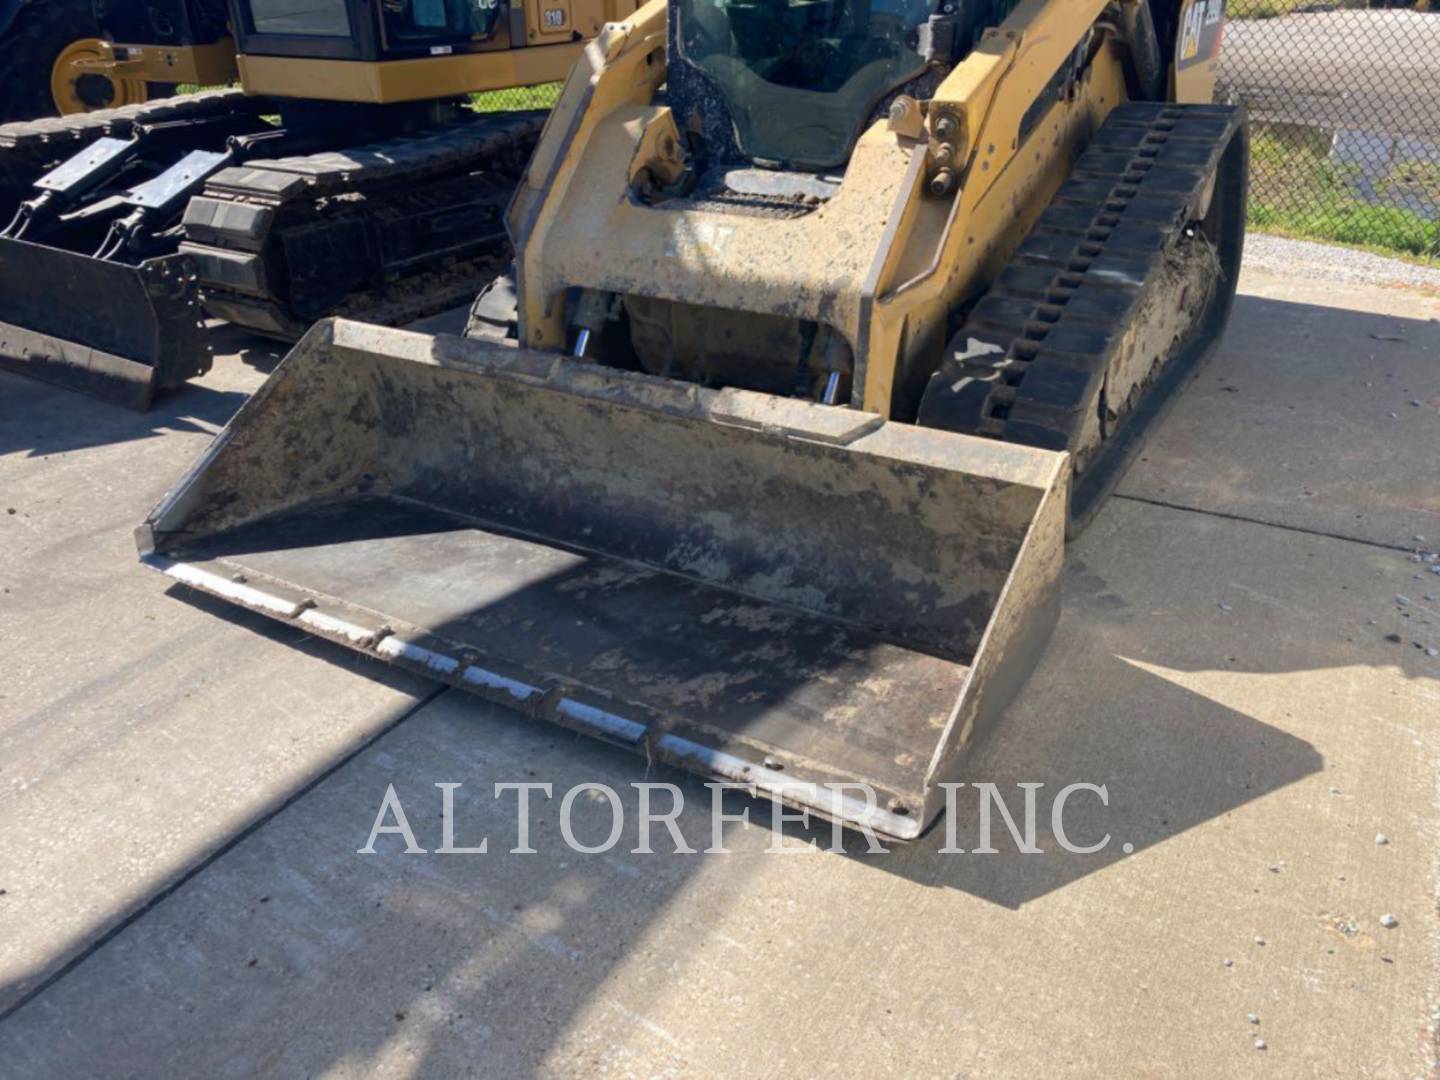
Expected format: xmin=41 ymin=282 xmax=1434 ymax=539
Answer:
xmin=918 ymin=101 xmax=1248 ymax=535
xmin=0 ymin=89 xmax=276 ymax=407
xmin=0 ymin=89 xmax=255 ymax=197
xmin=180 ymin=111 xmax=546 ymax=339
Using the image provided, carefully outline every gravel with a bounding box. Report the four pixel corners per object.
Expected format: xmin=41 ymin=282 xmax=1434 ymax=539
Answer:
xmin=1243 ymin=234 xmax=1440 ymax=293
xmin=1380 ymin=913 xmax=1399 ymax=929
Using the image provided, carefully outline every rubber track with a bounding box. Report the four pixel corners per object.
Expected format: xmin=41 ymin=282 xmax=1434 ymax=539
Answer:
xmin=918 ymin=102 xmax=1242 ymax=456
xmin=180 ymin=111 xmax=545 ymax=338
xmin=0 ymin=89 xmax=254 ymax=174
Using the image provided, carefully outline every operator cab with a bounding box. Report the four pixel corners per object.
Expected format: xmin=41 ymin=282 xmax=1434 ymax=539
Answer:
xmin=670 ymin=0 xmax=1005 ymax=171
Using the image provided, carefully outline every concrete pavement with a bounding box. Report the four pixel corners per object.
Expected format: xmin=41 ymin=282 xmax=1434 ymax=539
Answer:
xmin=0 ymin=329 xmax=437 ymax=1013
xmin=0 ymin=262 xmax=1436 ymax=1076
xmin=1123 ymin=269 xmax=1440 ymax=546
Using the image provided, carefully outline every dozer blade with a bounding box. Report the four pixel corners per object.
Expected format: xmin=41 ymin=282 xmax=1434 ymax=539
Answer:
xmin=137 ymin=320 xmax=1069 ymax=840
xmin=0 ymin=239 xmax=210 ymax=409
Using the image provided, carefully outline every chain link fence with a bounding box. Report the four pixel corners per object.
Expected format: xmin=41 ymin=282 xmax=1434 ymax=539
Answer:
xmin=469 ymin=83 xmax=564 ymax=113
xmin=1217 ymin=0 xmax=1440 ymax=258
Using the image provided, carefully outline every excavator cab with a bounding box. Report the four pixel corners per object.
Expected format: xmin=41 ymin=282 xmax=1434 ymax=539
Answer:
xmin=241 ymin=0 xmax=504 ymax=47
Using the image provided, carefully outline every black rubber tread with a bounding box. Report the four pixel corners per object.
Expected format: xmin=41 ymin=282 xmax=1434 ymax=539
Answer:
xmin=0 ymin=87 xmax=256 ymax=203
xmin=181 ymin=110 xmax=545 ymax=339
xmin=917 ymin=101 xmax=1247 ymax=534
xmin=0 ymin=87 xmax=252 ymax=148
xmin=205 ymin=251 xmax=513 ymax=341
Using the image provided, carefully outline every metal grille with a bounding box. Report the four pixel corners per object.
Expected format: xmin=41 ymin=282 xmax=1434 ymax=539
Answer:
xmin=1217 ymin=0 xmax=1440 ymax=258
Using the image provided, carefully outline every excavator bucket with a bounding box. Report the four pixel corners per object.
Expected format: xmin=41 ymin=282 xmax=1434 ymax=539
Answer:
xmin=137 ymin=320 xmax=1068 ymax=840
xmin=0 ymin=242 xmax=209 ymax=409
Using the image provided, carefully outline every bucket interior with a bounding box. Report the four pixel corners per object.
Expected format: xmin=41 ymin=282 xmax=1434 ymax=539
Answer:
xmin=142 ymin=321 xmax=1066 ymax=833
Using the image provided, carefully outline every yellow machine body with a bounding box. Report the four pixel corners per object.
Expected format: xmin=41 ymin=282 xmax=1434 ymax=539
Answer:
xmin=76 ymin=0 xmax=635 ymax=105
xmin=512 ymin=0 xmax=1217 ymax=416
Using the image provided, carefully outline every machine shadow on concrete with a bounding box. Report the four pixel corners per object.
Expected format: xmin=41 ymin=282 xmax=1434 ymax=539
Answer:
xmin=5 ymin=287 xmax=1437 ymax=1075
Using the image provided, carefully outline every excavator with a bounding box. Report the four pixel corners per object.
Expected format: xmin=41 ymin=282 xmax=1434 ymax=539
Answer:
xmin=0 ymin=0 xmax=226 ymax=121
xmin=138 ymin=0 xmax=1246 ymax=840
xmin=0 ymin=0 xmax=632 ymax=407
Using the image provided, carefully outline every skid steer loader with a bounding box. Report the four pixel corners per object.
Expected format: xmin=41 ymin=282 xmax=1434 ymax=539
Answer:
xmin=139 ymin=0 xmax=1246 ymax=840
xmin=0 ymin=0 xmax=633 ymax=408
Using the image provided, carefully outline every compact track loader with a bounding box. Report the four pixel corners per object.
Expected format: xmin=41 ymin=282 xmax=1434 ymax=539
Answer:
xmin=0 ymin=0 xmax=633 ymax=407
xmin=140 ymin=0 xmax=1247 ymax=839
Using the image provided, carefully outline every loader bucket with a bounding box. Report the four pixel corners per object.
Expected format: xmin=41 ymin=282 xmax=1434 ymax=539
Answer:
xmin=138 ymin=320 xmax=1069 ymax=840
xmin=0 ymin=239 xmax=210 ymax=410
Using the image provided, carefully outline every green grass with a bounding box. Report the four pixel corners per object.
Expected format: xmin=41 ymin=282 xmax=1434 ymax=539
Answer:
xmin=1249 ymin=201 xmax=1440 ymax=256
xmin=173 ymin=80 xmax=564 ymax=112
xmin=1228 ymin=0 xmax=1325 ymax=18
xmin=1247 ymin=128 xmax=1440 ymax=259
xmin=1227 ymin=0 xmax=1428 ymax=17
xmin=1382 ymin=160 xmax=1440 ymax=204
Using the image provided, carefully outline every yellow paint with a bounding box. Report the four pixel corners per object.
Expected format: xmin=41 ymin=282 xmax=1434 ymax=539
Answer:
xmin=1173 ymin=0 xmax=1221 ymax=103
xmin=511 ymin=1 xmax=670 ymax=343
xmin=510 ymin=0 xmax=1152 ymax=417
xmin=237 ymin=44 xmax=584 ymax=103
xmin=83 ymin=39 xmax=239 ymax=87
xmin=51 ymin=38 xmax=148 ymax=114
xmin=234 ymin=0 xmax=637 ymax=103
